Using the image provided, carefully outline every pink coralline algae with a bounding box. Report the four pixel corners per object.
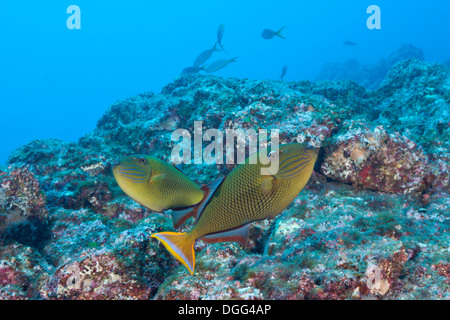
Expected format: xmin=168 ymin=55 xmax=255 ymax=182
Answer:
xmin=322 ymin=122 xmax=431 ymax=194
xmin=0 ymin=166 xmax=48 ymax=235
xmin=0 ymin=243 xmax=53 ymax=299
xmin=39 ymin=251 xmax=152 ymax=300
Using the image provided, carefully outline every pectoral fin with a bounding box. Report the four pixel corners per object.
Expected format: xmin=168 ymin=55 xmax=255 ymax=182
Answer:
xmin=200 ymin=224 xmax=251 ymax=248
xmin=149 ymin=173 xmax=167 ymax=183
xmin=261 ymin=175 xmax=278 ymax=196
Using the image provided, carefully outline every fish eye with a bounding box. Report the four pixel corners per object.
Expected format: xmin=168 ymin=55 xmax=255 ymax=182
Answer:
xmin=269 ymin=151 xmax=278 ymax=160
xmin=138 ymin=157 xmax=146 ymax=164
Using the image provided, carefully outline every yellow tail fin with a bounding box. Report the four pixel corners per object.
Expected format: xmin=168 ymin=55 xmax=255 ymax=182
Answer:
xmin=151 ymin=232 xmax=196 ymax=275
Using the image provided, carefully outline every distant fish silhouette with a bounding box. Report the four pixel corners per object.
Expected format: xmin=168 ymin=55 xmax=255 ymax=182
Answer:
xmin=181 ymin=66 xmax=205 ymax=74
xmin=193 ymin=42 xmax=221 ymax=67
xmin=280 ymin=65 xmax=288 ymax=80
xmin=204 ymin=57 xmax=238 ymax=73
xmin=217 ymin=24 xmax=225 ymax=51
xmin=261 ymin=27 xmax=285 ymax=40
xmin=343 ymin=40 xmax=358 ymax=46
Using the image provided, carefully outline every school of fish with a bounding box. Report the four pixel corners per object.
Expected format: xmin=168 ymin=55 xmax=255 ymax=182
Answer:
xmin=180 ymin=23 xmax=358 ymax=80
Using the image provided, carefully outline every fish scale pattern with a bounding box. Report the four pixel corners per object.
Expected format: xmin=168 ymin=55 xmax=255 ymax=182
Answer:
xmin=190 ymin=145 xmax=316 ymax=239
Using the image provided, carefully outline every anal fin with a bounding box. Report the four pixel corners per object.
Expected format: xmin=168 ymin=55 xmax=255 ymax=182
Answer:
xmin=170 ymin=205 xmax=197 ymax=229
xmin=200 ymin=224 xmax=251 ymax=248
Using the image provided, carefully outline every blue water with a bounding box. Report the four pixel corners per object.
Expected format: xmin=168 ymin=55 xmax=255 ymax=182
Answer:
xmin=0 ymin=0 xmax=449 ymax=165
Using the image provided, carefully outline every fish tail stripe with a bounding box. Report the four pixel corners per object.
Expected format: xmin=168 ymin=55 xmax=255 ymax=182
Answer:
xmin=151 ymin=232 xmax=196 ymax=275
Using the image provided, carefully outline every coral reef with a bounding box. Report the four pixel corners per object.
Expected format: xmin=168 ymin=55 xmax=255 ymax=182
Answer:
xmin=0 ymin=54 xmax=449 ymax=299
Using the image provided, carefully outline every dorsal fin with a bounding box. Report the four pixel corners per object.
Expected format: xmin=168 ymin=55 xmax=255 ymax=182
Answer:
xmin=195 ymin=176 xmax=225 ymax=223
xmin=172 ymin=163 xmax=185 ymax=174
xmin=170 ymin=176 xmax=225 ymax=229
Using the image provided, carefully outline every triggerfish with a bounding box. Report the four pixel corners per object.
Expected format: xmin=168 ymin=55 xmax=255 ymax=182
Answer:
xmin=151 ymin=143 xmax=318 ymax=274
xmin=112 ymin=155 xmax=204 ymax=213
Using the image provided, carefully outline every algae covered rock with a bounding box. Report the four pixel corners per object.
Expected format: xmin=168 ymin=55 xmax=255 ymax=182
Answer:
xmin=321 ymin=122 xmax=429 ymax=193
xmin=376 ymin=58 xmax=450 ymax=161
xmin=0 ymin=165 xmax=49 ymax=247
xmin=1 ymin=51 xmax=449 ymax=300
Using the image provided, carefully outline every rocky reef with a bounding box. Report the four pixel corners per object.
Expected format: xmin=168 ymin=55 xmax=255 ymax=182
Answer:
xmin=0 ymin=57 xmax=449 ymax=300
xmin=316 ymin=44 xmax=425 ymax=90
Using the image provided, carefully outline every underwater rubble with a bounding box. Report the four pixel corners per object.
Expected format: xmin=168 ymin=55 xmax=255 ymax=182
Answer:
xmin=0 ymin=57 xmax=449 ymax=300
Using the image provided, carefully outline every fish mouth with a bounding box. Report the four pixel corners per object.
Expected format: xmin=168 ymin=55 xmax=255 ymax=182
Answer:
xmin=111 ymin=160 xmax=121 ymax=167
xmin=305 ymin=142 xmax=319 ymax=152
